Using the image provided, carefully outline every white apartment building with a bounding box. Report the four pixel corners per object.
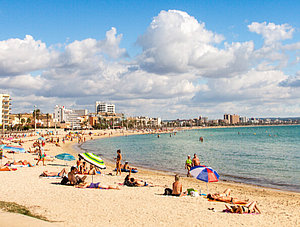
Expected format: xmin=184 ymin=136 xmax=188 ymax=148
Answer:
xmin=95 ymin=102 xmax=115 ymax=114
xmin=54 ymin=105 xmax=88 ymax=129
xmin=0 ymin=94 xmax=10 ymax=129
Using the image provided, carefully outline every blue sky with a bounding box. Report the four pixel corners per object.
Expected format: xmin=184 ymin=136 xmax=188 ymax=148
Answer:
xmin=0 ymin=1 xmax=300 ymax=119
xmin=1 ymin=0 xmax=299 ymax=54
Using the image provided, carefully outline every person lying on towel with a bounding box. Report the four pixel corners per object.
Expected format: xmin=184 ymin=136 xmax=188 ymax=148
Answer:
xmin=75 ymin=182 xmax=120 ymax=190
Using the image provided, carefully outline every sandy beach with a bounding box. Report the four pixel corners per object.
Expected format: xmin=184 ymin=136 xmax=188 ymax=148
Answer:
xmin=0 ymin=129 xmax=299 ymax=227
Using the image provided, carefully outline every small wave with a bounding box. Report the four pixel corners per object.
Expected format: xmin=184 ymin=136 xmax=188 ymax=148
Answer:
xmin=221 ymin=173 xmax=300 ymax=192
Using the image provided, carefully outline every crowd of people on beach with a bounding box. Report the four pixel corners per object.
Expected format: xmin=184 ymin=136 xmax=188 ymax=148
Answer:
xmin=0 ymin=129 xmax=262 ymax=216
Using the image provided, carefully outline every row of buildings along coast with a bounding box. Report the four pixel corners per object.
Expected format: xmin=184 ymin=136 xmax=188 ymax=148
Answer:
xmin=2 ymin=93 xmax=300 ymax=131
xmin=6 ymin=100 xmax=162 ymax=130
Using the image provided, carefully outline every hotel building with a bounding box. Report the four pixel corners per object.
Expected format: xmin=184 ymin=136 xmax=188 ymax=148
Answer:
xmin=0 ymin=94 xmax=10 ymax=129
xmin=224 ymin=114 xmax=240 ymax=124
xmin=95 ymin=102 xmax=115 ymax=114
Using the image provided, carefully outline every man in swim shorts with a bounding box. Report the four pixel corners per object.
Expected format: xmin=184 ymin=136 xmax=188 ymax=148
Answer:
xmin=192 ymin=153 xmax=200 ymax=166
xmin=163 ymin=175 xmax=187 ymax=197
xmin=68 ymin=166 xmax=87 ymax=185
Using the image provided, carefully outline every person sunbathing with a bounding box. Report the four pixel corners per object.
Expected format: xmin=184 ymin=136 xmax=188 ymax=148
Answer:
xmin=124 ymin=168 xmax=153 ymax=187
xmin=207 ymin=189 xmax=248 ymax=204
xmin=88 ymin=165 xmax=98 ymax=175
xmin=0 ymin=166 xmax=13 ymax=171
xmin=68 ymin=166 xmax=87 ymax=185
xmin=123 ymin=162 xmax=137 ymax=171
xmin=78 ymin=162 xmax=88 ymax=174
xmin=40 ymin=168 xmax=67 ymax=177
xmin=164 ymin=175 xmax=187 ymax=197
xmin=6 ymin=160 xmax=34 ymax=167
xmin=75 ymin=182 xmax=120 ymax=190
xmin=225 ymin=201 xmax=261 ymax=214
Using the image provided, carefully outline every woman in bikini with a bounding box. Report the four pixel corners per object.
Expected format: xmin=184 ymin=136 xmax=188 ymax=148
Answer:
xmin=115 ymin=149 xmax=122 ymax=176
xmin=40 ymin=168 xmax=67 ymax=177
xmin=207 ymin=189 xmax=249 ymax=204
xmin=75 ymin=182 xmax=120 ymax=190
xmin=225 ymin=201 xmax=261 ymax=214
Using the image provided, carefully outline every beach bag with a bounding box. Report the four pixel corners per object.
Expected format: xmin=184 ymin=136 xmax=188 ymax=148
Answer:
xmin=61 ymin=176 xmax=69 ymax=185
xmin=164 ymin=188 xmax=172 ymax=195
xmin=190 ymin=191 xmax=199 ymax=197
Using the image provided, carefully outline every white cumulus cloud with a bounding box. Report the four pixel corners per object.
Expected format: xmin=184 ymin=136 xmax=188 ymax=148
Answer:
xmin=248 ymin=22 xmax=294 ymax=45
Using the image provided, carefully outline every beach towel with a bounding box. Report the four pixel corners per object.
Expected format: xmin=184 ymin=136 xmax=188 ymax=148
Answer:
xmin=39 ymin=173 xmax=63 ymax=178
xmin=10 ymin=164 xmax=33 ymax=168
xmin=222 ymin=209 xmax=260 ymax=215
xmin=0 ymin=167 xmax=17 ymax=171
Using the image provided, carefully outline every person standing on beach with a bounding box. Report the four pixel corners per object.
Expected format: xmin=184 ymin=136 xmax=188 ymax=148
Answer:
xmin=36 ymin=145 xmax=46 ymax=166
xmin=115 ymin=149 xmax=122 ymax=175
xmin=192 ymin=153 xmax=200 ymax=167
xmin=185 ymin=155 xmax=192 ymax=177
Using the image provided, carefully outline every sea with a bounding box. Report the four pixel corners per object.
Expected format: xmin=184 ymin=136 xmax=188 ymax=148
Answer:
xmin=80 ymin=125 xmax=300 ymax=192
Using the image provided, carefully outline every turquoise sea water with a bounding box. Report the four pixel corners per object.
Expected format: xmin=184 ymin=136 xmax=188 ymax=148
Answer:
xmin=81 ymin=125 xmax=300 ymax=192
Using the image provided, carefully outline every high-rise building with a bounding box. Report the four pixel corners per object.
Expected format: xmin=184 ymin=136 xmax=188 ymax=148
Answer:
xmin=230 ymin=114 xmax=240 ymax=124
xmin=95 ymin=102 xmax=115 ymax=114
xmin=224 ymin=114 xmax=240 ymax=124
xmin=53 ymin=105 xmax=88 ymax=129
xmin=0 ymin=94 xmax=10 ymax=129
xmin=224 ymin=114 xmax=231 ymax=124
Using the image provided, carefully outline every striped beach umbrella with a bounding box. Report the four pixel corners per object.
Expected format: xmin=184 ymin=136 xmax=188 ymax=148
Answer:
xmin=190 ymin=166 xmax=219 ymax=195
xmin=78 ymin=153 xmax=106 ymax=169
xmin=3 ymin=145 xmax=26 ymax=153
xmin=190 ymin=166 xmax=219 ymax=182
xmin=55 ymin=153 xmax=76 ymax=161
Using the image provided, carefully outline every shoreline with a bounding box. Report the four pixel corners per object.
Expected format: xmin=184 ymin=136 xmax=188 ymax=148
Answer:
xmin=73 ymin=131 xmax=300 ymax=194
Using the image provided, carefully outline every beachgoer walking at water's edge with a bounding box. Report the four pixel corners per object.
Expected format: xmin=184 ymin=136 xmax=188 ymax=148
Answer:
xmin=192 ymin=153 xmax=200 ymax=167
xmin=185 ymin=155 xmax=192 ymax=177
xmin=115 ymin=149 xmax=122 ymax=175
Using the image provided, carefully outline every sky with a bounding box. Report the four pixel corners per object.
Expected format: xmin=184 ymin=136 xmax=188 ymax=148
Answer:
xmin=0 ymin=0 xmax=300 ymax=119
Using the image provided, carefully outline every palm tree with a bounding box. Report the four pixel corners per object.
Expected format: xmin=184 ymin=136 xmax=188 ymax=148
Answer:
xmin=46 ymin=113 xmax=50 ymax=129
xmin=33 ymin=109 xmax=41 ymax=128
xmin=17 ymin=113 xmax=22 ymax=130
xmin=21 ymin=118 xmax=25 ymax=126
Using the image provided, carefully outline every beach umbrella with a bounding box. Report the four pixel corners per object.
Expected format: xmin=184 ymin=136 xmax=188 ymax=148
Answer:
xmin=55 ymin=153 xmax=76 ymax=166
xmin=38 ymin=137 xmax=45 ymax=141
xmin=190 ymin=166 xmax=219 ymax=194
xmin=3 ymin=145 xmax=26 ymax=153
xmin=78 ymin=153 xmax=106 ymax=169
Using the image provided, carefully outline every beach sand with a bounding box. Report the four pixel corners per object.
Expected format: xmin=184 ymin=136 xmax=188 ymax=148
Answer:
xmin=0 ymin=130 xmax=299 ymax=227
